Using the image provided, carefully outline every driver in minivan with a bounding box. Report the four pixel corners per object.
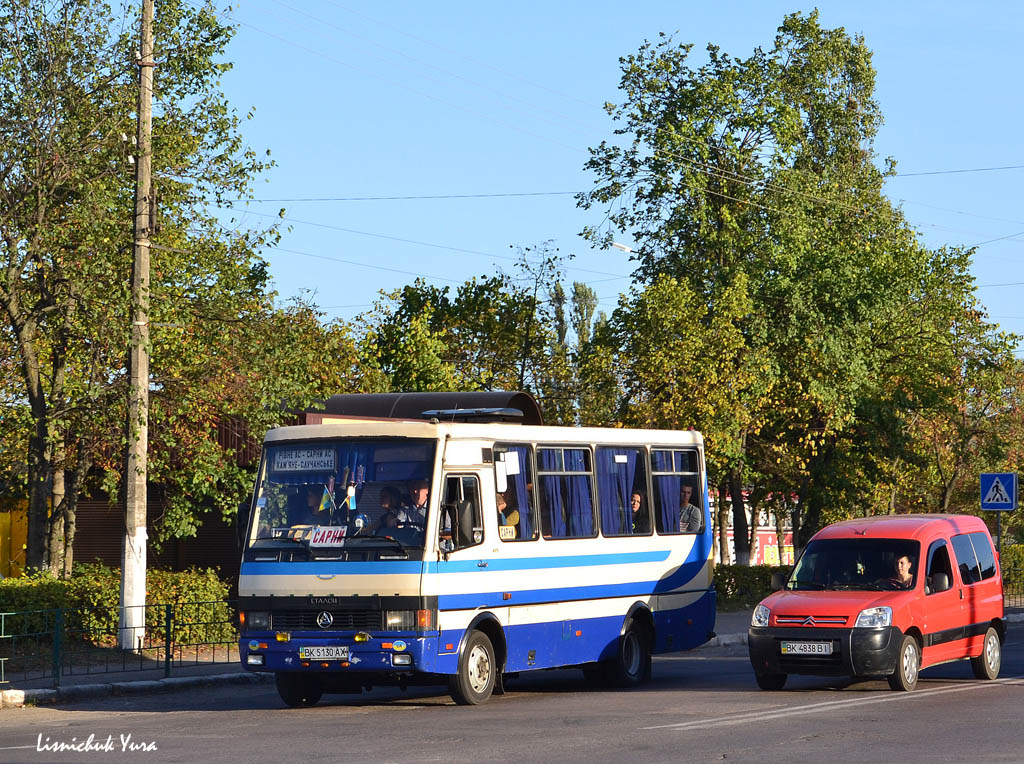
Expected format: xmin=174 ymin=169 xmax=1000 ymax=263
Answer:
xmin=890 ymin=554 xmax=914 ymax=589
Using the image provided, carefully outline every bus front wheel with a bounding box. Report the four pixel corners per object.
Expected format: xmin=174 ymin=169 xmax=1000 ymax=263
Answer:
xmin=608 ymin=617 xmax=651 ymax=687
xmin=449 ymin=630 xmax=496 ymax=705
xmin=275 ymin=672 xmax=323 ymax=707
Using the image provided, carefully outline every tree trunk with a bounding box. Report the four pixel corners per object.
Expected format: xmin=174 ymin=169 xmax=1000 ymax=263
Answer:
xmin=716 ymin=482 xmax=731 ymax=564
xmin=26 ymin=425 xmax=52 ymax=572
xmin=61 ymin=445 xmax=93 ymax=578
xmin=796 ymin=439 xmax=837 ymax=549
xmin=47 ymin=440 xmax=67 ymax=575
xmin=729 ymin=468 xmax=750 ymax=566
xmin=774 ymin=496 xmax=788 ymax=565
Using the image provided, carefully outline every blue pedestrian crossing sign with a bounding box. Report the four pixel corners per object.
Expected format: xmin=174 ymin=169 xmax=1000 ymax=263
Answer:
xmin=980 ymin=473 xmax=1017 ymax=511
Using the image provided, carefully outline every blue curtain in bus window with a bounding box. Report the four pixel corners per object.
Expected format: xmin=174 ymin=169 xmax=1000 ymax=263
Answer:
xmin=596 ymin=448 xmax=636 ymax=535
xmin=652 ymin=450 xmax=680 ymax=533
xmin=565 ymin=450 xmax=593 ymax=537
xmin=508 ymin=446 xmax=533 ymax=539
xmin=336 ymin=444 xmax=374 ymax=487
xmin=539 ymin=450 xmax=566 ymax=538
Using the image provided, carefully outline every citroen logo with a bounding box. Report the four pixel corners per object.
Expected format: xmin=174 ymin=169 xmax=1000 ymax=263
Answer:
xmin=316 ymin=611 xmax=334 ymax=629
xmin=802 ymin=616 xmax=815 ymax=626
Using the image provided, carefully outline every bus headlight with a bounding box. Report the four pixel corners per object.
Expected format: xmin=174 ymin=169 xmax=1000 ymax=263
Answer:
xmin=751 ymin=604 xmax=770 ymax=628
xmin=244 ymin=611 xmax=270 ymax=630
xmin=854 ymin=606 xmax=892 ymax=628
xmin=384 ymin=609 xmax=436 ymax=631
xmin=385 ymin=610 xmax=416 ymax=630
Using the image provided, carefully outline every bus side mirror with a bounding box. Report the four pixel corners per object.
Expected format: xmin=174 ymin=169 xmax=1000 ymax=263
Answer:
xmin=770 ymin=572 xmax=787 ymax=591
xmin=457 ymin=500 xmax=475 ymax=549
xmin=236 ymin=500 xmax=251 ymax=548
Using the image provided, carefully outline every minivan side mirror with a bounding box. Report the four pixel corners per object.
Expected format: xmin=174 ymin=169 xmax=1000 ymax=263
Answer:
xmin=770 ymin=572 xmax=787 ymax=591
xmin=930 ymin=572 xmax=950 ymax=593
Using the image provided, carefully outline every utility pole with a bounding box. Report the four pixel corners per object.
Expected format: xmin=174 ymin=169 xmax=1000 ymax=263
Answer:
xmin=120 ymin=0 xmax=154 ymax=651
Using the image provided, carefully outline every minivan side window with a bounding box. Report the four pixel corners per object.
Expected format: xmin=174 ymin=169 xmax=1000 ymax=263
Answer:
xmin=968 ymin=531 xmax=998 ymax=580
xmin=950 ymin=533 xmax=982 ymax=585
xmin=925 ymin=540 xmax=953 ymax=594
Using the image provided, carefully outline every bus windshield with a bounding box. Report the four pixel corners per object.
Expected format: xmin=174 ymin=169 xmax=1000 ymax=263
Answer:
xmin=247 ymin=438 xmax=436 ymax=550
xmin=787 ymin=538 xmax=921 ymax=591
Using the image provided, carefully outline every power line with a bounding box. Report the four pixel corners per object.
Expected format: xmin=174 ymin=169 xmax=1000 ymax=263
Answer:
xmin=894 ymin=164 xmax=1024 ymax=178
xmin=221 ymin=4 xmax=1024 ymax=255
xmin=229 ymin=208 xmax=632 ymax=281
xmin=239 ymin=191 xmax=579 ymax=202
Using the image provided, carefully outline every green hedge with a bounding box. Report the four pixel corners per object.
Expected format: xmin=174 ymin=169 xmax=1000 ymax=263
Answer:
xmin=0 ymin=564 xmax=234 ymax=645
xmin=715 ymin=563 xmax=790 ymax=610
xmin=1000 ymin=544 xmax=1024 ymax=572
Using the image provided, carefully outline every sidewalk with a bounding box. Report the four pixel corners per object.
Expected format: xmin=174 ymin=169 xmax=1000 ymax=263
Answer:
xmin=0 ymin=660 xmax=271 ymax=710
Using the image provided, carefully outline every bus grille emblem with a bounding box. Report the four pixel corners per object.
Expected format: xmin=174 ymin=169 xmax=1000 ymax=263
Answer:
xmin=316 ymin=611 xmax=334 ymax=629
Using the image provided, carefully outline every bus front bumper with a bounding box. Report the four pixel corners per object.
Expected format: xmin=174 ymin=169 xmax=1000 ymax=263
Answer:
xmin=240 ymin=632 xmax=438 ymax=674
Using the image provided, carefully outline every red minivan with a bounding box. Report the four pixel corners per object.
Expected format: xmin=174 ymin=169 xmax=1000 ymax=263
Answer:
xmin=747 ymin=514 xmax=1005 ymax=691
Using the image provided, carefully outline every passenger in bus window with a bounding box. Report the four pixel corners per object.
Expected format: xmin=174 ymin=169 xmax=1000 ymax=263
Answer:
xmin=497 ymin=492 xmax=519 ymax=536
xmin=290 ymin=485 xmax=330 ymax=526
xmin=374 ymin=510 xmax=399 ymax=535
xmin=679 ymin=484 xmax=702 ymax=532
xmin=630 ymin=491 xmax=649 ymax=534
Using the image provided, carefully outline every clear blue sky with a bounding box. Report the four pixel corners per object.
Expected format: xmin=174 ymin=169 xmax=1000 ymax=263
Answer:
xmin=214 ymin=1 xmax=1024 ymax=340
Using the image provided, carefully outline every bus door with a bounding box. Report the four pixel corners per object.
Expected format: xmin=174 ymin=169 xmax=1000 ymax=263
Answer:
xmin=436 ymin=473 xmax=494 ymax=608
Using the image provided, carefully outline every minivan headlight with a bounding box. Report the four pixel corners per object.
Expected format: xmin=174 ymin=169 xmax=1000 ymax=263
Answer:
xmin=854 ymin=606 xmax=892 ymax=628
xmin=751 ymin=604 xmax=771 ymax=628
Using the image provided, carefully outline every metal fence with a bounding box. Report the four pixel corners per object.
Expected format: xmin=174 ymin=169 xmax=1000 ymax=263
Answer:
xmin=1004 ymin=564 xmax=1023 ymax=610
xmin=0 ymin=600 xmax=238 ymax=688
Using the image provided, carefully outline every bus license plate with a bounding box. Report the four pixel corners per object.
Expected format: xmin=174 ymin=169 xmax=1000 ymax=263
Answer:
xmin=781 ymin=641 xmax=832 ymax=656
xmin=299 ymin=646 xmax=349 ymax=660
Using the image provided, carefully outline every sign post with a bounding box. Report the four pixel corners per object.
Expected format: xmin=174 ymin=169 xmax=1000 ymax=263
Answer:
xmin=980 ymin=472 xmax=1017 ymax=556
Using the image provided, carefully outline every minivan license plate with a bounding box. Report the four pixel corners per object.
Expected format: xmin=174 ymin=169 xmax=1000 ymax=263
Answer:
xmin=299 ymin=646 xmax=349 ymax=660
xmin=781 ymin=641 xmax=832 ymax=655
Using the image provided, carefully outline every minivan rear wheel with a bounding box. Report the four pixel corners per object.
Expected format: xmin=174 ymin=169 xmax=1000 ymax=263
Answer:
xmin=971 ymin=626 xmax=1001 ymax=680
xmin=887 ymin=635 xmax=920 ymax=691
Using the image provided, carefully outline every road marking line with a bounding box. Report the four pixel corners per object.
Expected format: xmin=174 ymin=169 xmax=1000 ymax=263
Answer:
xmin=643 ymin=676 xmax=1024 ymax=731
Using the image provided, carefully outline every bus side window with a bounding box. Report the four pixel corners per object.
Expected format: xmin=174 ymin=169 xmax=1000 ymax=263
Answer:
xmin=441 ymin=475 xmax=483 ymax=551
xmin=494 ymin=445 xmax=539 ymax=541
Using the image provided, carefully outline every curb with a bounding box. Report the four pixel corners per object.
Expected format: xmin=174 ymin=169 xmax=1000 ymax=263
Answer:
xmin=701 ymin=632 xmax=746 ymax=648
xmin=1 ymin=671 xmax=272 ymax=710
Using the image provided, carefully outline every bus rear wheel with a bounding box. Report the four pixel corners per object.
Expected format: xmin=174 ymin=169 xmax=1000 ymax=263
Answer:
xmin=608 ymin=617 xmax=651 ymax=687
xmin=449 ymin=630 xmax=496 ymax=705
xmin=275 ymin=672 xmax=323 ymax=707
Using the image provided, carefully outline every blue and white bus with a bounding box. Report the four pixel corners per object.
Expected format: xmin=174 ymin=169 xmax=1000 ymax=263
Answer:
xmin=237 ymin=392 xmax=716 ymax=705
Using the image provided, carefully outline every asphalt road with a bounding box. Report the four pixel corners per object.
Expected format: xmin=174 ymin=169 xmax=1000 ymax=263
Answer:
xmin=1 ymin=634 xmax=1022 ymax=764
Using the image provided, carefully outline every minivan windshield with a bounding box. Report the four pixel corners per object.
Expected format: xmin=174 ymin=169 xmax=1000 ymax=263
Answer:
xmin=247 ymin=438 xmax=436 ymax=551
xmin=787 ymin=538 xmax=921 ymax=591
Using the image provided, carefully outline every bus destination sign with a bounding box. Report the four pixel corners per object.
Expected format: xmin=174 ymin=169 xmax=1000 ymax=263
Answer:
xmin=272 ymin=447 xmax=336 ymax=473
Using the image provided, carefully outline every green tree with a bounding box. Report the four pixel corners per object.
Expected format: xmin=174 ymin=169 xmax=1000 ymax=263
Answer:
xmin=0 ymin=0 xmax=356 ymax=571
xmin=581 ymin=11 xmax=997 ymax=553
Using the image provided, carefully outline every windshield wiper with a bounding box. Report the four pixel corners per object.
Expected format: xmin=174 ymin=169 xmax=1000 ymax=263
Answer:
xmin=790 ymin=580 xmax=825 ymax=590
xmin=253 ymin=535 xmax=307 ymax=545
xmin=346 ymin=534 xmax=411 ymax=551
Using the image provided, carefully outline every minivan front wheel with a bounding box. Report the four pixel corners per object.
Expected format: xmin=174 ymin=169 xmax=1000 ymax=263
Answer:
xmin=971 ymin=627 xmax=1001 ymax=680
xmin=888 ymin=635 xmax=920 ymax=691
